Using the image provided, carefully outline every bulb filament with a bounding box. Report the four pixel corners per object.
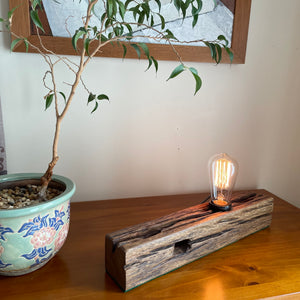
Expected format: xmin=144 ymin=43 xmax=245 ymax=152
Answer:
xmin=214 ymin=158 xmax=233 ymax=189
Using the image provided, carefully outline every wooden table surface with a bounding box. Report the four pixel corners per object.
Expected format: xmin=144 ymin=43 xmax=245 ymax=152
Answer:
xmin=1 ymin=190 xmax=300 ymax=300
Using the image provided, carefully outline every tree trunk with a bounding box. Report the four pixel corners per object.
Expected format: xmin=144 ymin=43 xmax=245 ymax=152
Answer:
xmin=39 ymin=156 xmax=59 ymax=199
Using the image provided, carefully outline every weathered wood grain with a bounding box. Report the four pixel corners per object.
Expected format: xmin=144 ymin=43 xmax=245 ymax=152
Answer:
xmin=105 ymin=191 xmax=274 ymax=291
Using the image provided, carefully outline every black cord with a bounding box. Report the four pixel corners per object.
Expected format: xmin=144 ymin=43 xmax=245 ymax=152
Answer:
xmin=200 ymin=195 xmax=211 ymax=204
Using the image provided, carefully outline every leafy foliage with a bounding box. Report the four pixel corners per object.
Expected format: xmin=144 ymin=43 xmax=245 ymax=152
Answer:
xmin=4 ymin=0 xmax=235 ymax=118
xmin=45 ymin=94 xmax=54 ymax=110
xmin=18 ymin=0 xmax=233 ymax=103
xmin=2 ymin=0 xmax=235 ymax=191
xmin=24 ymin=0 xmax=233 ymax=103
xmin=87 ymin=93 xmax=109 ymax=113
xmin=167 ymin=64 xmax=202 ymax=95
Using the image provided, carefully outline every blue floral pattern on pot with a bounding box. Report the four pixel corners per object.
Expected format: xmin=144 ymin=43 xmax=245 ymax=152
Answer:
xmin=0 ymin=226 xmax=13 ymax=268
xmin=0 ymin=173 xmax=75 ymax=276
xmin=0 ymin=203 xmax=70 ymax=274
xmin=17 ymin=205 xmax=69 ymax=268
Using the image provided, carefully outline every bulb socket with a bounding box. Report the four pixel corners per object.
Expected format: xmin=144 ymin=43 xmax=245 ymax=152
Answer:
xmin=209 ymin=199 xmax=232 ymax=212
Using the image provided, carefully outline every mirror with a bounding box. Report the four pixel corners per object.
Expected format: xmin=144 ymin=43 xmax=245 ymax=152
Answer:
xmin=9 ymin=0 xmax=251 ymax=63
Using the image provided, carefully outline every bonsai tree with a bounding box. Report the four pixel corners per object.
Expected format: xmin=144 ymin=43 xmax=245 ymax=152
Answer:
xmin=0 ymin=0 xmax=233 ymax=199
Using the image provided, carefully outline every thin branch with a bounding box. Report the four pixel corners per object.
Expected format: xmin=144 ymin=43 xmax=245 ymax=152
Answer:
xmin=52 ymin=57 xmax=77 ymax=75
xmin=35 ymin=27 xmax=80 ymax=74
xmin=64 ymin=16 xmax=74 ymax=38
xmin=63 ymin=81 xmax=73 ymax=87
xmin=80 ymin=76 xmax=91 ymax=94
xmin=59 ymin=0 xmax=97 ymax=120
xmin=42 ymin=71 xmax=52 ymax=91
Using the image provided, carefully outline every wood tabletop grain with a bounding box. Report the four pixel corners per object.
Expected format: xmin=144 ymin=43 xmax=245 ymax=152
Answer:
xmin=1 ymin=190 xmax=300 ymax=300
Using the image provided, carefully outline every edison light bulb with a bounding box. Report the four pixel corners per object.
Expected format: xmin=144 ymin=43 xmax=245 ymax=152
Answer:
xmin=208 ymin=153 xmax=238 ymax=211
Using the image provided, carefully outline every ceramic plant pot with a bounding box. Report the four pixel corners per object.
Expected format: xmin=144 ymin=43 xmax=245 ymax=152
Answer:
xmin=0 ymin=173 xmax=75 ymax=276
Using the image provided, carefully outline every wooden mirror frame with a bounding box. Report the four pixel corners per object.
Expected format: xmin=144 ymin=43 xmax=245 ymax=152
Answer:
xmin=9 ymin=0 xmax=251 ymax=64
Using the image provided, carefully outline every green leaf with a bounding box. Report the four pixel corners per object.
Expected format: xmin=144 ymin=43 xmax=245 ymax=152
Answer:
xmin=145 ymin=58 xmax=152 ymax=71
xmin=173 ymin=0 xmax=181 ymax=11
xmin=84 ymin=38 xmax=91 ymax=56
xmin=31 ymin=0 xmax=42 ymax=10
xmin=225 ymin=46 xmax=234 ymax=63
xmin=205 ymin=42 xmax=216 ymax=62
xmin=194 ymin=0 xmax=203 ymax=14
xmin=45 ymin=94 xmax=54 ymax=110
xmin=108 ymin=32 xmax=114 ymax=39
xmin=0 ymin=18 xmax=4 ymax=22
xmin=125 ymin=0 xmax=132 ymax=9
xmin=11 ymin=38 xmax=29 ymax=52
xmin=124 ymin=23 xmax=132 ymax=33
xmin=151 ymin=56 xmax=158 ymax=73
xmin=167 ymin=64 xmax=185 ymax=81
xmin=141 ymin=2 xmax=150 ymax=18
xmin=91 ymin=101 xmax=98 ymax=113
xmin=158 ymin=14 xmax=165 ymax=30
xmin=150 ymin=15 xmax=154 ymax=27
xmin=72 ymin=29 xmax=86 ymax=51
xmin=10 ymin=38 xmax=22 ymax=51
xmin=189 ymin=67 xmax=202 ymax=95
xmin=180 ymin=1 xmax=187 ymax=19
xmin=189 ymin=67 xmax=198 ymax=76
xmin=91 ymin=1 xmax=97 ymax=15
xmin=100 ymin=34 xmax=108 ymax=42
xmin=30 ymin=10 xmax=45 ymax=33
xmin=92 ymin=26 xmax=97 ymax=35
xmin=107 ymin=0 xmax=114 ymax=18
xmin=118 ymin=0 xmax=126 ymax=20
xmin=97 ymin=94 xmax=109 ymax=101
xmin=164 ymin=29 xmax=177 ymax=40
xmin=105 ymin=18 xmax=112 ymax=29
xmin=59 ymin=92 xmax=66 ymax=103
xmin=125 ymin=33 xmax=133 ymax=41
xmin=7 ymin=6 xmax=17 ymax=20
xmin=88 ymin=93 xmax=96 ymax=103
xmin=154 ymin=0 xmax=161 ymax=12
xmin=138 ymin=43 xmax=149 ymax=58
xmin=215 ymin=44 xmax=222 ymax=64
xmin=130 ymin=44 xmax=141 ymax=59
xmin=101 ymin=12 xmax=106 ymax=23
xmin=192 ymin=11 xmax=198 ymax=27
xmin=114 ymin=25 xmax=124 ymax=36
xmin=218 ymin=34 xmax=228 ymax=47
xmin=130 ymin=6 xmax=139 ymax=21
xmin=137 ymin=11 xmax=145 ymax=24
xmin=192 ymin=73 xmax=202 ymax=95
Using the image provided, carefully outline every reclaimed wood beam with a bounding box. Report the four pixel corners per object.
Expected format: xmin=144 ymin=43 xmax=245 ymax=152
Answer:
xmin=105 ymin=191 xmax=274 ymax=291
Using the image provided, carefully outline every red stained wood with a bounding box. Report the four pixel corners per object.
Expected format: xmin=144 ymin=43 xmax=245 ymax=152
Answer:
xmin=1 ymin=190 xmax=300 ymax=299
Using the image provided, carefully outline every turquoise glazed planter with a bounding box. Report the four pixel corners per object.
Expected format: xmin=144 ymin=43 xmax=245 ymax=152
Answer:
xmin=0 ymin=173 xmax=75 ymax=276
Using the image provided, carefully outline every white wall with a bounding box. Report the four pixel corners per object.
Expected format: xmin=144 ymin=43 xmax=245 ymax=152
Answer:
xmin=0 ymin=0 xmax=299 ymax=206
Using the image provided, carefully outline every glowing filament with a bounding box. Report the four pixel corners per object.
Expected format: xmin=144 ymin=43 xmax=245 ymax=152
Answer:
xmin=209 ymin=153 xmax=238 ymax=205
xmin=214 ymin=158 xmax=233 ymax=189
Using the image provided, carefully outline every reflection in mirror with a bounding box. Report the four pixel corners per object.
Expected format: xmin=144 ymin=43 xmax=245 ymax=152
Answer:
xmin=42 ymin=0 xmax=235 ymax=47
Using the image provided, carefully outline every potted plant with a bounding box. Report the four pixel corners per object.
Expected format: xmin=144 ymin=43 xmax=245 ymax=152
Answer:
xmin=0 ymin=0 xmax=233 ymax=275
